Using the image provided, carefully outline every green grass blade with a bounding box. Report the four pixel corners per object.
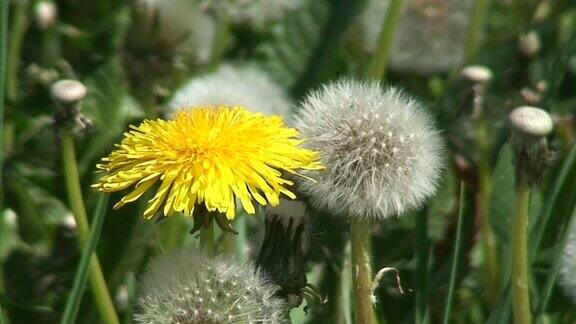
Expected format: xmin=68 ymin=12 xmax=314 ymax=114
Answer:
xmin=529 ymin=143 xmax=576 ymax=262
xmin=534 ymin=205 xmax=576 ymax=322
xmin=61 ymin=194 xmax=110 ymax=324
xmin=415 ymin=209 xmax=430 ymax=324
xmin=442 ymin=184 xmax=466 ymax=324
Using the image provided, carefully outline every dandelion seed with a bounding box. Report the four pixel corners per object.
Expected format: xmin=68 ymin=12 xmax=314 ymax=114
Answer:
xmin=134 ymin=250 xmax=289 ymax=323
xmin=93 ymin=106 xmax=322 ymax=221
xmin=170 ymin=64 xmax=291 ymax=117
xmin=294 ymin=79 xmax=444 ymax=221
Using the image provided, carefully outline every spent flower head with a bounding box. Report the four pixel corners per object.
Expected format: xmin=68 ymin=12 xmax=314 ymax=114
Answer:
xmin=347 ymin=0 xmax=473 ymax=74
xmin=170 ymin=64 xmax=291 ymax=117
xmin=93 ymin=106 xmax=322 ymax=221
xmin=135 ymin=250 xmax=289 ymax=323
xmin=294 ymin=79 xmax=444 ymax=221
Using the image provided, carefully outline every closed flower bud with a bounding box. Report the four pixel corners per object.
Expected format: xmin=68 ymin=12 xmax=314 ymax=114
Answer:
xmin=51 ymin=79 xmax=87 ymax=106
xmin=34 ymin=1 xmax=57 ymax=30
xmin=461 ymin=65 xmax=493 ymax=84
xmin=135 ymin=250 xmax=289 ymax=323
xmin=257 ymin=199 xmax=308 ymax=308
xmin=519 ymin=31 xmax=541 ymax=58
xmin=509 ymin=106 xmax=553 ymax=182
xmin=295 ymin=79 xmax=444 ymax=221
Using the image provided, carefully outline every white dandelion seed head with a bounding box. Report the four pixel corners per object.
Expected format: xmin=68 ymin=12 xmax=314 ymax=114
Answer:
xmin=135 ymin=250 xmax=289 ymax=323
xmin=201 ymin=0 xmax=303 ymax=31
xmin=169 ymin=64 xmax=292 ymax=117
xmin=294 ymin=79 xmax=444 ymax=221
xmin=560 ymin=220 xmax=576 ymax=304
xmin=349 ymin=0 xmax=473 ymax=74
xmin=135 ymin=0 xmax=216 ymax=64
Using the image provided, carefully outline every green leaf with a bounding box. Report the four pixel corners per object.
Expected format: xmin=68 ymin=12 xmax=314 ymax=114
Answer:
xmin=252 ymin=0 xmax=330 ymax=88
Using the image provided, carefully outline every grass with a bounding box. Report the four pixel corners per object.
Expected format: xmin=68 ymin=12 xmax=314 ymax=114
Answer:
xmin=2 ymin=0 xmax=576 ymax=323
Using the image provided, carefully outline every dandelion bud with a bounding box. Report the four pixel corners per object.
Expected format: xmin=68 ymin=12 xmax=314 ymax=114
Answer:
xmin=560 ymin=220 xmax=576 ymax=304
xmin=34 ymin=1 xmax=57 ymax=30
xmin=51 ymin=79 xmax=91 ymax=133
xmin=135 ymin=250 xmax=289 ymax=323
xmin=295 ymin=79 xmax=444 ymax=221
xmin=257 ymin=199 xmax=308 ymax=307
xmin=519 ymin=31 xmax=541 ymax=57
xmin=169 ymin=64 xmax=291 ymax=117
xmin=461 ymin=65 xmax=493 ymax=84
xmin=509 ymin=106 xmax=553 ymax=182
xmin=51 ymin=79 xmax=87 ymax=106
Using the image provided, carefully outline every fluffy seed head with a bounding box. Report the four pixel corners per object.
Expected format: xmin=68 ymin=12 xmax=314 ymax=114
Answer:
xmin=170 ymin=64 xmax=292 ymax=117
xmin=51 ymin=79 xmax=87 ymax=105
xmin=134 ymin=0 xmax=216 ymax=64
xmin=347 ymin=0 xmax=473 ymax=74
xmin=295 ymin=79 xmax=444 ymax=221
xmin=509 ymin=106 xmax=553 ymax=137
xmin=461 ymin=65 xmax=493 ymax=84
xmin=135 ymin=250 xmax=289 ymax=323
xmin=560 ymin=220 xmax=576 ymax=304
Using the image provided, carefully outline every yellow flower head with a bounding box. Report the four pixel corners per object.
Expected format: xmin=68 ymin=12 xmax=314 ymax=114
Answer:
xmin=93 ymin=106 xmax=322 ymax=220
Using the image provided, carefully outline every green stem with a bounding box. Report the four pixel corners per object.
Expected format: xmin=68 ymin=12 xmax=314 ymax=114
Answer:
xmin=61 ymin=134 xmax=120 ymax=324
xmin=0 ymin=0 xmax=9 ymax=318
xmin=463 ymin=0 xmax=491 ymax=63
xmin=442 ymin=185 xmax=466 ymax=324
xmin=511 ymin=174 xmax=532 ymax=324
xmin=477 ymin=122 xmax=499 ymax=304
xmin=61 ymin=194 xmax=110 ymax=324
xmin=162 ymin=215 xmax=183 ymax=251
xmin=199 ymin=219 xmax=215 ymax=257
xmin=415 ymin=211 xmax=430 ymax=324
xmin=350 ymin=221 xmax=377 ymax=324
xmin=364 ymin=0 xmax=404 ymax=80
xmin=6 ymin=0 xmax=29 ymax=103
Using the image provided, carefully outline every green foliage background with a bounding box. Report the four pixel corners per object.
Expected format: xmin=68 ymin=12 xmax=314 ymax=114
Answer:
xmin=1 ymin=0 xmax=576 ymax=323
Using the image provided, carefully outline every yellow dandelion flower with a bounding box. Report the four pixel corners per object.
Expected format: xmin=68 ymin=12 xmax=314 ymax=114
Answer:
xmin=93 ymin=106 xmax=322 ymax=221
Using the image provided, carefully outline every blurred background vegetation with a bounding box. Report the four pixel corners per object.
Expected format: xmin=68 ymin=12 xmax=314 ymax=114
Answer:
xmin=1 ymin=0 xmax=576 ymax=323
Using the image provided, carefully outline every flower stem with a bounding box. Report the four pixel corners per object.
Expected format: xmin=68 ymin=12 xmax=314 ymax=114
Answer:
xmin=350 ymin=220 xmax=377 ymax=324
xmin=477 ymin=122 xmax=499 ymax=304
xmin=511 ymin=173 xmax=532 ymax=324
xmin=364 ymin=0 xmax=404 ymax=80
xmin=463 ymin=0 xmax=491 ymax=63
xmin=199 ymin=219 xmax=215 ymax=257
xmin=61 ymin=134 xmax=120 ymax=324
xmin=61 ymin=194 xmax=109 ymax=324
xmin=6 ymin=0 xmax=29 ymax=103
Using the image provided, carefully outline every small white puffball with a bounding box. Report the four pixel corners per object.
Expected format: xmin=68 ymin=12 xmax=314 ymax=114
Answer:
xmin=461 ymin=65 xmax=493 ymax=84
xmin=294 ymin=79 xmax=444 ymax=221
xmin=135 ymin=250 xmax=289 ymax=323
xmin=51 ymin=80 xmax=87 ymax=105
xmin=34 ymin=1 xmax=57 ymax=30
xmin=519 ymin=30 xmax=541 ymax=57
xmin=509 ymin=106 xmax=553 ymax=137
xmin=169 ymin=64 xmax=292 ymax=117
